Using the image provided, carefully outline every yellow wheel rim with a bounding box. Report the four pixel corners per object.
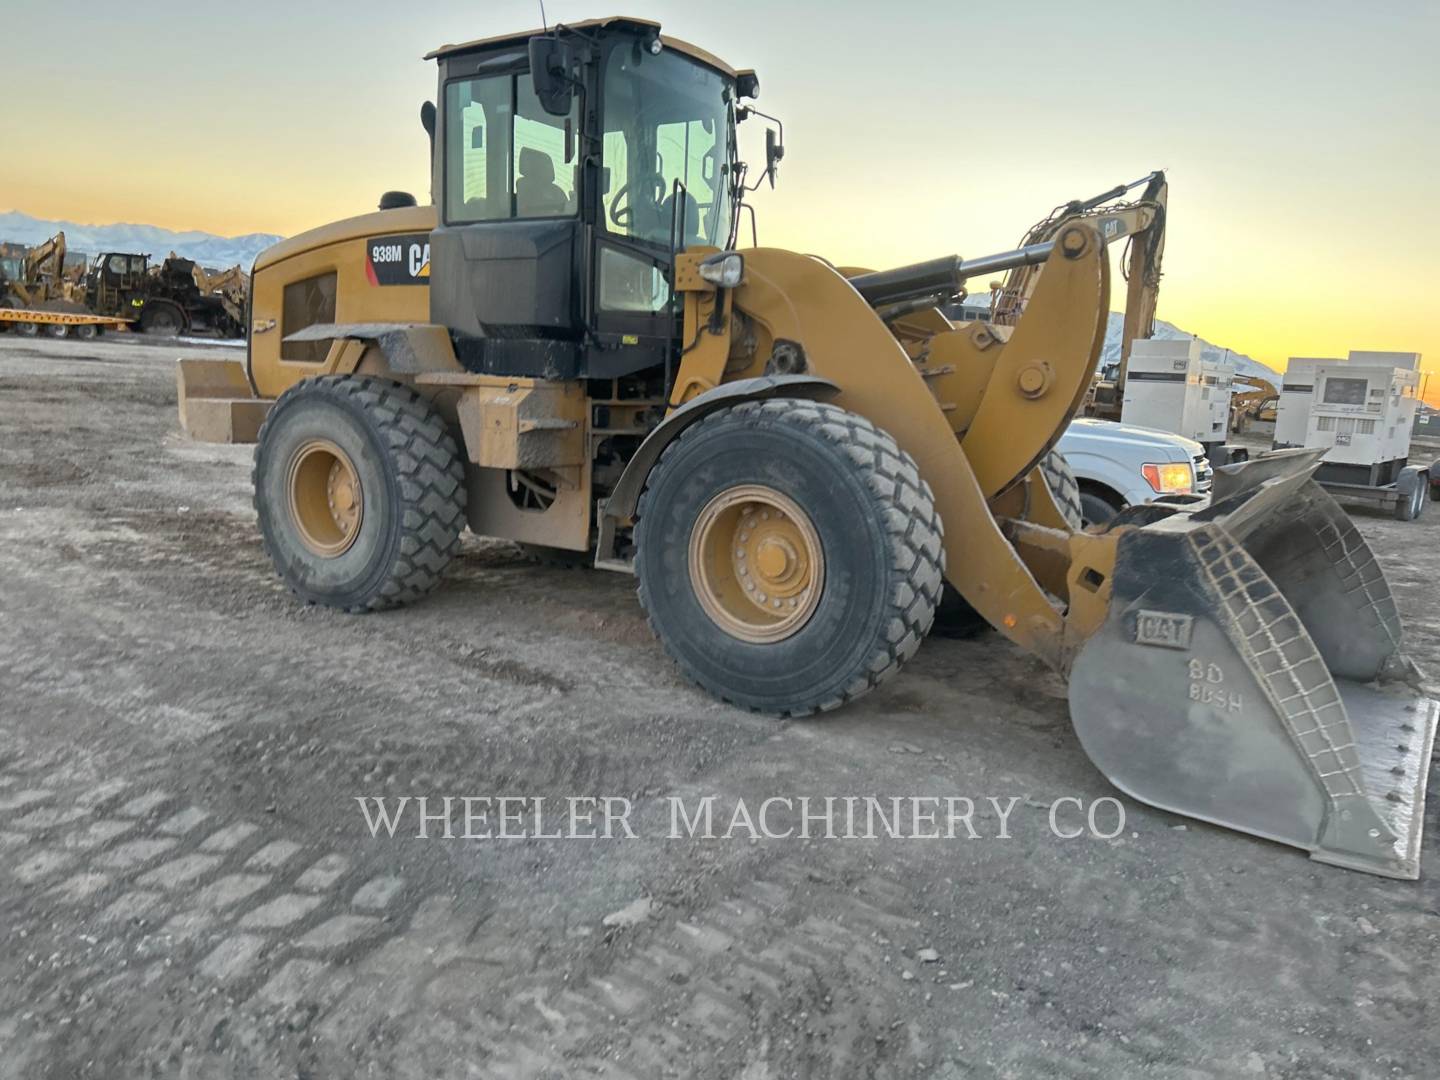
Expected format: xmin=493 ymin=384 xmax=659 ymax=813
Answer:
xmin=286 ymin=438 xmax=364 ymax=558
xmin=688 ymin=484 xmax=824 ymax=643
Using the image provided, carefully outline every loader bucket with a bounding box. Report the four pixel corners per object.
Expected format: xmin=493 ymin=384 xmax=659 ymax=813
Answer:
xmin=1068 ymin=449 xmax=1437 ymax=878
xmin=176 ymin=356 xmax=271 ymax=443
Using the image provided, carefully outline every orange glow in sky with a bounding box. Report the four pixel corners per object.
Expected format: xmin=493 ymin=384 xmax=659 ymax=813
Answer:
xmin=5 ymin=0 xmax=1438 ymax=403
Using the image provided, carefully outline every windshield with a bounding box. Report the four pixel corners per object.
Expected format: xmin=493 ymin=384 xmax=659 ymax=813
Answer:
xmin=0 ymin=256 xmax=21 ymax=280
xmin=601 ymin=46 xmax=735 ymax=249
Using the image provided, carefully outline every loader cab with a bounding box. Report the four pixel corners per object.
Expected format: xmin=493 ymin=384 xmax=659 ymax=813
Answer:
xmin=427 ymin=18 xmax=745 ymax=382
xmin=86 ymin=253 xmax=150 ymax=316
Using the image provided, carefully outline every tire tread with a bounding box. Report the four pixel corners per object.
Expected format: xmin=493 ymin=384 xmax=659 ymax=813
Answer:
xmin=252 ymin=375 xmax=466 ymax=612
xmin=634 ymin=399 xmax=944 ymax=716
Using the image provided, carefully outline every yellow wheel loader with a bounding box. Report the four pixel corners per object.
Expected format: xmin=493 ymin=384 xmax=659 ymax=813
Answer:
xmin=178 ymin=17 xmax=1436 ymax=877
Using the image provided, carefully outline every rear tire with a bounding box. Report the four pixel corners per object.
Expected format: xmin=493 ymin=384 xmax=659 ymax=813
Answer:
xmin=74 ymin=324 xmax=98 ymax=341
xmin=253 ymin=375 xmax=467 ymax=612
xmin=44 ymin=323 xmax=70 ymax=339
xmin=635 ymin=399 xmax=944 ymax=715
xmin=14 ymin=321 xmax=38 ymax=337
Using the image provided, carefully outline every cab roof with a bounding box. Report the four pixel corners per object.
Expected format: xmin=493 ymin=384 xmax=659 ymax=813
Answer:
xmin=425 ymin=15 xmax=749 ymax=82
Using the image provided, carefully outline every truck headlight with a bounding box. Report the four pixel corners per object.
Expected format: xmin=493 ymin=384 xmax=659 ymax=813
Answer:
xmin=1141 ymin=462 xmax=1194 ymax=494
xmin=698 ymin=252 xmax=744 ymax=288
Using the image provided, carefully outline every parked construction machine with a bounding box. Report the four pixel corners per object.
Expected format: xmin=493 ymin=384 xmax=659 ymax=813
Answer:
xmin=84 ymin=251 xmax=246 ymax=337
xmin=991 ymin=172 xmax=1167 ymax=420
xmin=177 ymin=17 xmax=1435 ymax=877
xmin=0 ymin=232 xmax=93 ymax=336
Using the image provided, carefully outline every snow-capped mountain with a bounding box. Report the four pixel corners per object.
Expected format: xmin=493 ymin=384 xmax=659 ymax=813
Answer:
xmin=0 ymin=210 xmax=281 ymax=271
xmin=1100 ymin=311 xmax=1278 ymax=383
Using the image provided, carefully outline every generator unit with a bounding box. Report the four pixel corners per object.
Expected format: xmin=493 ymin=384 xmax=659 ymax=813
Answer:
xmin=1201 ymin=356 xmax=1236 ymax=444
xmin=1278 ymin=351 xmax=1430 ymax=520
xmin=1274 ymin=356 xmax=1340 ymax=448
xmin=1121 ymin=338 xmax=1234 ymax=459
xmin=1307 ymin=355 xmax=1421 ymax=483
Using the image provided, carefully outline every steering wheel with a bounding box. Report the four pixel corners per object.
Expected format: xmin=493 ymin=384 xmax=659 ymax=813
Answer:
xmin=609 ymin=173 xmax=668 ymax=229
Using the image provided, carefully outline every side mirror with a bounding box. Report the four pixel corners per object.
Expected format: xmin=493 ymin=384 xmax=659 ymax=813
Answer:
xmin=528 ymin=37 xmax=575 ymax=116
xmin=420 ymin=100 xmax=436 ymax=166
xmin=765 ymin=128 xmax=784 ymax=188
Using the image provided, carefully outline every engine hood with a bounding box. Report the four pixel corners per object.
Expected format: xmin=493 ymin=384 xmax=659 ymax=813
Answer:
xmin=1064 ymin=417 xmax=1205 ymax=459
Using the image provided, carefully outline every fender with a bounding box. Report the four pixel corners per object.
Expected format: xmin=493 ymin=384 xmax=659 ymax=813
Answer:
xmin=282 ymin=322 xmax=462 ymax=375
xmin=602 ymin=374 xmax=840 ymax=529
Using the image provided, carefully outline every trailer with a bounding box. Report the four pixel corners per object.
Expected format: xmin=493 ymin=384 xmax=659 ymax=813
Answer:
xmin=0 ymin=307 xmax=133 ymax=340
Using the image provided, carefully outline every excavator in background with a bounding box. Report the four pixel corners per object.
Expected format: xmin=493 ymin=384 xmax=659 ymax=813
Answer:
xmin=187 ymin=257 xmax=250 ymax=333
xmin=1230 ymin=372 xmax=1279 ymax=432
xmin=174 ymin=16 xmax=1434 ymax=878
xmin=0 ymin=232 xmax=92 ymax=335
xmin=990 ymin=172 xmax=1167 ymax=419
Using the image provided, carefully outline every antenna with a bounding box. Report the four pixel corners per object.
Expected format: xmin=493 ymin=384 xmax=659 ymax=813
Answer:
xmin=539 ymin=0 xmax=548 ymax=32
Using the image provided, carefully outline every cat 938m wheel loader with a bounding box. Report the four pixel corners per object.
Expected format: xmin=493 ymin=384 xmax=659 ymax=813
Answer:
xmin=177 ymin=17 xmax=1436 ymax=877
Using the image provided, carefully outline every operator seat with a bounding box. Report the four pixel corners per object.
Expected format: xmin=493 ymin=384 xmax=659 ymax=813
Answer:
xmin=515 ymin=148 xmax=567 ymax=217
xmin=660 ymin=191 xmax=705 ymax=248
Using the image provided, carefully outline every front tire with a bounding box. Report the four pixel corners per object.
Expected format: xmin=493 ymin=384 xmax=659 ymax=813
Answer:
xmin=1079 ymin=489 xmax=1122 ymax=527
xmin=140 ymin=302 xmax=184 ymax=336
xmin=1038 ymin=448 xmax=1083 ymax=529
xmin=934 ymin=448 xmax=1079 ymax=638
xmin=253 ymin=376 xmax=467 ymax=612
xmin=634 ymin=400 xmax=944 ymax=715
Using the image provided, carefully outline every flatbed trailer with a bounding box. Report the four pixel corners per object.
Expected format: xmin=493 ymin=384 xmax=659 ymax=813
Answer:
xmin=0 ymin=307 xmax=134 ymax=340
xmin=1315 ymin=462 xmax=1433 ymax=522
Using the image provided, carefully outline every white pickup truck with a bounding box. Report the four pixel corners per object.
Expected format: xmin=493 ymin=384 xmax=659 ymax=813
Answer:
xmin=1057 ymin=417 xmax=1212 ymax=525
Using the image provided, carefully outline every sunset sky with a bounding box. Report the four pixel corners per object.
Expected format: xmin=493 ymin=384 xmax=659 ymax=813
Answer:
xmin=5 ymin=0 xmax=1437 ymax=399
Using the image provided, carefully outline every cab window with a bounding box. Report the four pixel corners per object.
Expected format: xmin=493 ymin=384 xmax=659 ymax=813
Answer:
xmin=601 ymin=48 xmax=734 ymax=248
xmin=445 ymin=74 xmax=577 ymax=224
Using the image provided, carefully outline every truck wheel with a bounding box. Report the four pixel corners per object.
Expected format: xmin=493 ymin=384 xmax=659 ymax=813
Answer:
xmin=1079 ymin=489 xmax=1122 ymax=527
xmin=634 ymin=399 xmax=944 ymax=715
xmin=44 ymin=324 xmax=70 ymax=339
xmin=14 ymin=321 xmax=38 ymax=337
xmin=253 ymin=375 xmax=467 ymax=612
xmin=140 ymin=303 xmax=184 ymax=336
xmin=73 ymin=324 xmax=98 ymax=340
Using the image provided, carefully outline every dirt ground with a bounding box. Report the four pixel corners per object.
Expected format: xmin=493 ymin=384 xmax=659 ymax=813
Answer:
xmin=1 ymin=333 xmax=1437 ymax=1079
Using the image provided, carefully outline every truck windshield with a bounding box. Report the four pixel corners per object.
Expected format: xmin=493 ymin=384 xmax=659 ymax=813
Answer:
xmin=0 ymin=257 xmax=22 ymax=279
xmin=602 ymin=47 xmax=735 ymax=250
